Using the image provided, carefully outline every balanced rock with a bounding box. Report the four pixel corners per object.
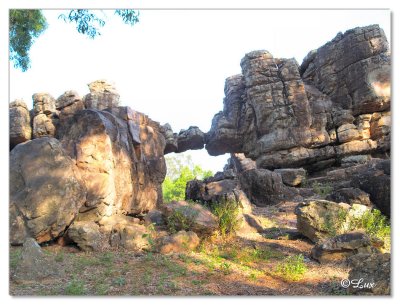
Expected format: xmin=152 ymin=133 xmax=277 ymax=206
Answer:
xmin=9 ymin=99 xmax=32 ymax=149
xmin=84 ymin=80 xmax=120 ymax=110
xmin=9 ymin=137 xmax=86 ymax=245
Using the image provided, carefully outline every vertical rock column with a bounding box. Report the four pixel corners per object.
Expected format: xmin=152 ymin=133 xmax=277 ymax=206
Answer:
xmin=9 ymin=99 xmax=32 ymax=149
xmin=32 ymin=93 xmax=57 ymax=138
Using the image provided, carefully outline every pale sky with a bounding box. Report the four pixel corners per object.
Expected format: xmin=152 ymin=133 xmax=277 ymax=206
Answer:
xmin=9 ymin=9 xmax=391 ymax=173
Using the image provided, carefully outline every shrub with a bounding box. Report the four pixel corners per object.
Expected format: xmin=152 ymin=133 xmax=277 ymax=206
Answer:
xmin=275 ymin=254 xmax=307 ymax=281
xmin=166 ymin=206 xmax=198 ymax=233
xmin=312 ymin=181 xmax=333 ymax=198
xmin=211 ymin=199 xmax=242 ymax=237
xmin=350 ymin=208 xmax=391 ymax=249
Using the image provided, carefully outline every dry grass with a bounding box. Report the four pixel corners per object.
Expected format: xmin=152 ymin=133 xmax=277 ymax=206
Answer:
xmin=9 ymin=233 xmax=350 ymax=296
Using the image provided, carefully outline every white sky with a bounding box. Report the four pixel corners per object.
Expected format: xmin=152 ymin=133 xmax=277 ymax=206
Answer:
xmin=8 ymin=9 xmax=391 ymax=173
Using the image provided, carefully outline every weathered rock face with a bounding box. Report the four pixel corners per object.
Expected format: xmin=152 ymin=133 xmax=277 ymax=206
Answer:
xmin=239 ymin=169 xmax=300 ymax=206
xmin=84 ymin=80 xmax=120 ymax=110
xmin=347 ymin=253 xmax=390 ymax=295
xmin=60 ymin=107 xmax=166 ymax=221
xmin=301 ymin=25 xmax=390 ymax=116
xmin=311 ymin=231 xmax=380 ymax=263
xmin=9 ymin=100 xmax=32 ymax=149
xmin=9 ymin=137 xmax=86 ymax=245
xmin=205 ymin=25 xmax=390 ymax=171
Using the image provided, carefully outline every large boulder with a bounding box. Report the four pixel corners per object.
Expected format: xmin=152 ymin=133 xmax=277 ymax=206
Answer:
xmin=32 ymin=93 xmax=56 ymax=115
xmin=60 ymin=107 xmax=166 ymax=222
xmin=109 ymin=223 xmax=150 ymax=251
xmin=9 ymin=100 xmax=32 ymax=149
xmin=326 ymin=187 xmax=372 ymax=207
xmin=159 ymin=231 xmax=200 ymax=254
xmin=161 ymin=201 xmax=218 ymax=236
xmin=67 ymin=221 xmax=102 ymax=252
xmin=295 ymin=200 xmax=369 ymax=243
xmin=9 ymin=137 xmax=86 ymax=245
xmin=347 ymin=253 xmax=390 ymax=295
xmin=274 ymin=168 xmax=307 ymax=187
xmin=239 ymin=169 xmax=299 ymax=206
xmin=311 ymin=231 xmax=381 ymax=263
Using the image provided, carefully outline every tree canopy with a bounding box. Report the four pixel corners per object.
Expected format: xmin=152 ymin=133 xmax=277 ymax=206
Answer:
xmin=162 ymin=155 xmax=213 ymax=203
xmin=9 ymin=9 xmax=139 ymax=72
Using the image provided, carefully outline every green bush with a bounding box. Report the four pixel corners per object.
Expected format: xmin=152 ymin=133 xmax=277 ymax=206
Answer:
xmin=312 ymin=181 xmax=333 ymax=198
xmin=166 ymin=206 xmax=199 ymax=233
xmin=275 ymin=254 xmax=307 ymax=281
xmin=350 ymin=208 xmax=391 ymax=249
xmin=211 ymin=199 xmax=242 ymax=237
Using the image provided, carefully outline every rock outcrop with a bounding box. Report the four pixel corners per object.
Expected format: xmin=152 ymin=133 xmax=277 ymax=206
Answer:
xmin=205 ymin=25 xmax=390 ymax=172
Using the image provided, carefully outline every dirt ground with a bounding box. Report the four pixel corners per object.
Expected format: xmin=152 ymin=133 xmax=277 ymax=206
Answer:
xmin=9 ymin=201 xmax=352 ymax=296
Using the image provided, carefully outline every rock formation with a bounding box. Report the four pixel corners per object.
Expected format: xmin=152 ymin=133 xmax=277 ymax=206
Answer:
xmin=9 ymin=25 xmax=391 ymax=261
xmin=205 ymin=25 xmax=390 ymax=172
